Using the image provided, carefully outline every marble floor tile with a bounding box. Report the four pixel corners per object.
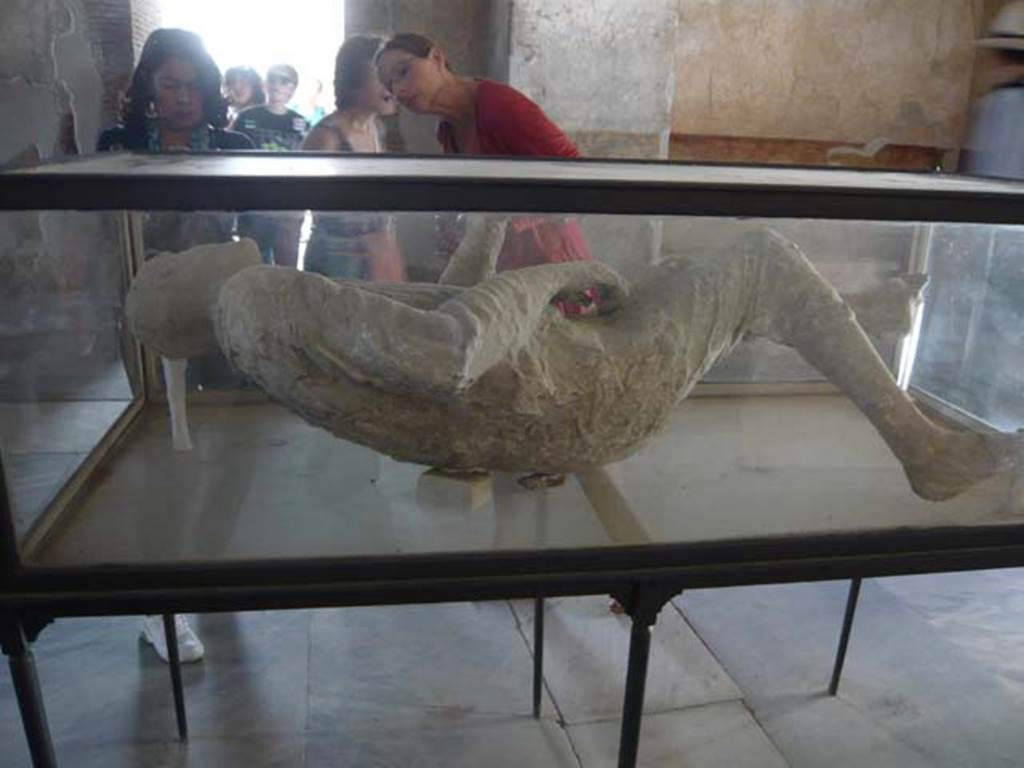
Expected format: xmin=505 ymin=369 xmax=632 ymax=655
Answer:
xmin=566 ymin=701 xmax=788 ymax=768
xmin=0 ymin=611 xmax=309 ymax=767
xmin=1 ymin=733 xmax=303 ymax=768
xmin=10 ymin=571 xmax=1023 ymax=767
xmin=753 ymin=693 xmax=935 ymax=768
xmin=3 ymin=615 xmax=195 ymax=747
xmin=680 ymin=577 xmax=1024 ymax=767
xmin=873 ymin=569 xmax=1024 ymax=697
xmin=511 ymin=596 xmax=741 ymax=724
xmin=14 ymin=735 xmax=306 ymax=768
xmin=307 ymin=717 xmax=578 ymax=768
xmin=42 ymin=740 xmax=178 ymax=768
xmin=162 ymin=735 xmax=306 ymax=768
xmin=174 ymin=611 xmax=310 ymax=739
xmin=307 ymin=602 xmax=555 ymax=734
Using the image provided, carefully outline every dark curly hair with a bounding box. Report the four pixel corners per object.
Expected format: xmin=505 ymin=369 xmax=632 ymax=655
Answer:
xmin=122 ymin=28 xmax=228 ymax=137
xmin=224 ymin=66 xmax=266 ymax=108
xmin=334 ymin=35 xmax=383 ymax=110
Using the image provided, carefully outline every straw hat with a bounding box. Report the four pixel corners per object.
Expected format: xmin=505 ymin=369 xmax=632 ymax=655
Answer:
xmin=978 ymin=1 xmax=1024 ymax=50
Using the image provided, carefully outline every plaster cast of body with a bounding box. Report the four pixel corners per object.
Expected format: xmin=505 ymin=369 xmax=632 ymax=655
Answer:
xmin=127 ymin=222 xmax=1019 ymax=501
xmin=124 ymin=238 xmax=262 ymax=449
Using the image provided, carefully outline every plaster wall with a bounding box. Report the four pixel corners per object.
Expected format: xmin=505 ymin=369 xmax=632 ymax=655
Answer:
xmin=508 ymin=0 xmax=679 ymax=276
xmin=512 ymin=0 xmax=679 ymax=153
xmin=672 ymin=0 xmax=984 ymax=148
xmin=510 ymin=0 xmax=678 ymax=159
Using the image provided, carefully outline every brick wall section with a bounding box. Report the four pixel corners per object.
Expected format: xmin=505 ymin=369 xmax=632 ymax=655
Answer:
xmin=80 ymin=0 xmax=134 ymax=127
xmin=129 ymin=0 xmax=161 ymax=62
xmin=76 ymin=0 xmax=161 ymax=130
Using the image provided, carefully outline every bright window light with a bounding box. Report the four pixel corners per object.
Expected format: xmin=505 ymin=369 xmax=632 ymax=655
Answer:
xmin=160 ymin=0 xmax=345 ymax=120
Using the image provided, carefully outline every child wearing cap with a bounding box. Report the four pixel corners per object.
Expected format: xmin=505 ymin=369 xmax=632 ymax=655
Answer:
xmin=231 ymin=63 xmax=310 ymax=151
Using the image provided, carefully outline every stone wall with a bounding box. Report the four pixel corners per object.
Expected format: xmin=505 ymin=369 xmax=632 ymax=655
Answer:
xmin=672 ymin=0 xmax=985 ymax=150
xmin=79 ymin=0 xmax=135 ymax=128
xmin=1 ymin=0 xmax=102 ymax=162
xmin=0 ymin=1 xmax=125 ymax=400
xmin=129 ymin=0 xmax=162 ymax=62
xmin=0 ymin=0 xmax=152 ymax=161
xmin=0 ymin=0 xmax=108 ymax=318
xmin=510 ymin=0 xmax=678 ymax=160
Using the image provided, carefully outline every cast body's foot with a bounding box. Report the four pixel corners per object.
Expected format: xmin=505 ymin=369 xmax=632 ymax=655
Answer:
xmin=905 ymin=429 xmax=1022 ymax=501
xmin=518 ymin=473 xmax=566 ymax=490
xmin=141 ymin=614 xmax=205 ymax=663
xmin=430 ymin=466 xmax=489 ymax=480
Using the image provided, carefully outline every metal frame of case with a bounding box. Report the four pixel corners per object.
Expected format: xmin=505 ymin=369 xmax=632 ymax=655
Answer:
xmin=2 ymin=153 xmax=1024 ymax=768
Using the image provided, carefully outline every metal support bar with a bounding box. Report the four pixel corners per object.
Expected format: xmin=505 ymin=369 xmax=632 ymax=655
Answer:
xmin=2 ymin=615 xmax=57 ymax=768
xmin=611 ymin=583 xmax=681 ymax=768
xmin=829 ymin=578 xmax=863 ymax=696
xmin=618 ymin=618 xmax=652 ymax=768
xmin=532 ymin=597 xmax=544 ymax=718
xmin=162 ymin=614 xmax=188 ymax=740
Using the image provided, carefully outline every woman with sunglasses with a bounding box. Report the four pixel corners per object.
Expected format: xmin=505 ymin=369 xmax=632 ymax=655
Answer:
xmin=376 ymin=33 xmax=591 ymax=273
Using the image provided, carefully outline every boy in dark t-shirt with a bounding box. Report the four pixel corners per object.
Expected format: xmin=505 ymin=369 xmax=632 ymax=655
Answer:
xmin=231 ymin=64 xmax=308 ymax=265
xmin=231 ymin=63 xmax=309 ymax=150
xmin=232 ymin=105 xmax=309 ymax=150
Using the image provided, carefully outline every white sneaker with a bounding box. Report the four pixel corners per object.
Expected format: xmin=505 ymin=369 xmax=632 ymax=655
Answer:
xmin=141 ymin=615 xmax=205 ymax=663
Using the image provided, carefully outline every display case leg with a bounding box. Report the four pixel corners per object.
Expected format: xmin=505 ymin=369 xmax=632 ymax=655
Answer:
xmin=829 ymin=578 xmax=863 ymax=696
xmin=2 ymin=616 xmax=57 ymax=768
xmin=618 ymin=616 xmax=652 ymax=768
xmin=162 ymin=614 xmax=188 ymax=740
xmin=611 ymin=583 xmax=681 ymax=768
xmin=532 ymin=597 xmax=544 ymax=718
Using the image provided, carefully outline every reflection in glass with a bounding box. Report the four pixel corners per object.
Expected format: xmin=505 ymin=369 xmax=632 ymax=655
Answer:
xmin=4 ymin=208 xmax=1023 ymax=570
xmin=912 ymin=224 xmax=1024 ymax=431
xmin=0 ymin=211 xmax=136 ymax=545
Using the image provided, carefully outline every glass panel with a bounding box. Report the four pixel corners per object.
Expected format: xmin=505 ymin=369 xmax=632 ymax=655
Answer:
xmin=0 ymin=210 xmax=139 ymax=551
xmin=910 ymin=224 xmax=1024 ymax=432
xmin=15 ymin=209 xmax=1021 ymax=569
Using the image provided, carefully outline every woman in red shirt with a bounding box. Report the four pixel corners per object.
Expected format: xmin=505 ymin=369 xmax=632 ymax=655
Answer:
xmin=376 ymin=33 xmax=591 ymax=273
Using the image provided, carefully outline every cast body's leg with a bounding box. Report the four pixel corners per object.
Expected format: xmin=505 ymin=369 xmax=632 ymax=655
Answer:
xmin=162 ymin=357 xmax=191 ymax=451
xmin=438 ymin=216 xmax=508 ymax=287
xmin=219 ymin=260 xmax=628 ymax=398
xmin=646 ymin=229 xmax=1018 ymax=501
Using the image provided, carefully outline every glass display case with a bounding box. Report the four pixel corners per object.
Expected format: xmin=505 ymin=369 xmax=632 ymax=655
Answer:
xmin=1 ymin=153 xmax=1023 ymax=768
xmin=2 ymin=154 xmax=1023 ymax=574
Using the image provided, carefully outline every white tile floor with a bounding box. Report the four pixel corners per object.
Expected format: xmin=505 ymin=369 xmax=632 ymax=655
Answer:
xmin=5 ymin=570 xmax=1024 ymax=766
xmin=681 ymin=572 xmax=1024 ymax=767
